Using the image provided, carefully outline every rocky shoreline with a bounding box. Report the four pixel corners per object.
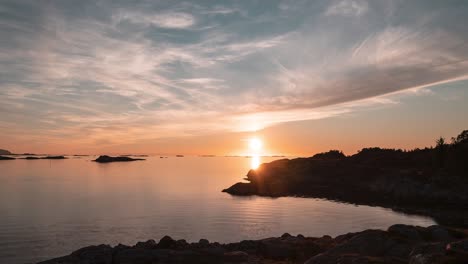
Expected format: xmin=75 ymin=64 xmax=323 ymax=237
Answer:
xmin=38 ymin=224 xmax=468 ymax=264
xmin=223 ymin=131 xmax=468 ymax=227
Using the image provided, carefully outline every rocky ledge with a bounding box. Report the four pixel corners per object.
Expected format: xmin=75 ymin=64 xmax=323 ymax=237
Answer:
xmin=38 ymin=224 xmax=468 ymax=264
xmin=93 ymin=155 xmax=146 ymax=163
xmin=0 ymin=155 xmax=15 ymax=160
xmin=224 ymin=131 xmax=468 ymax=227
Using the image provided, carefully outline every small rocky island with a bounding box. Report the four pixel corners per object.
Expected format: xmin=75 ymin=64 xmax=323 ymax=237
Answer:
xmin=18 ymin=156 xmax=67 ymax=160
xmin=38 ymin=224 xmax=468 ymax=264
xmin=0 ymin=148 xmax=12 ymax=155
xmin=42 ymin=156 xmax=67 ymax=159
xmin=224 ymin=130 xmax=468 ymax=226
xmin=93 ymin=155 xmax=146 ymax=163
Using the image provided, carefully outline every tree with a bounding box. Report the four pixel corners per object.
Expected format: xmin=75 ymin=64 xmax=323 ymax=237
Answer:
xmin=436 ymin=137 xmax=446 ymax=147
xmin=452 ymin=130 xmax=468 ymax=145
xmin=435 ymin=137 xmax=446 ymax=168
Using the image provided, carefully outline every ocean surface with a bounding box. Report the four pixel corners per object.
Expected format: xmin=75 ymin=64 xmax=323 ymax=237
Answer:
xmin=0 ymin=156 xmax=436 ymax=264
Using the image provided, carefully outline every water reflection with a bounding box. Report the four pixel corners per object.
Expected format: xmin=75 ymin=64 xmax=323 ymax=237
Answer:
xmin=0 ymin=156 xmax=436 ymax=264
xmin=250 ymin=155 xmax=260 ymax=169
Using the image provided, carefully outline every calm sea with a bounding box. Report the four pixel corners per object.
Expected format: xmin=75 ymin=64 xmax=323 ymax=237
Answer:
xmin=0 ymin=156 xmax=435 ymax=263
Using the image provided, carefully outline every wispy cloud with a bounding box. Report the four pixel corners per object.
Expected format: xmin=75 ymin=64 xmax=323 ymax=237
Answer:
xmin=114 ymin=11 xmax=196 ymax=29
xmin=0 ymin=0 xmax=467 ymax=152
xmin=325 ymin=0 xmax=369 ymax=17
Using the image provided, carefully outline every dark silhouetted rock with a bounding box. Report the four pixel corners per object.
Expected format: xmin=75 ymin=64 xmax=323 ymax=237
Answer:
xmin=312 ymin=150 xmax=346 ymax=160
xmin=93 ymin=155 xmax=145 ymax=163
xmin=0 ymin=149 xmax=12 ymax=155
xmin=38 ymin=225 xmax=468 ymax=264
xmin=113 ymin=248 xmax=167 ymax=264
xmin=199 ymin=239 xmax=210 ymax=247
xmin=0 ymin=155 xmax=15 ymax=160
xmin=223 ymin=130 xmax=468 ymax=226
xmin=388 ymin=224 xmax=424 ymax=241
xmin=409 ymin=242 xmax=447 ymax=264
xmin=222 ymin=182 xmax=256 ymax=195
xmin=158 ymin=235 xmax=176 ymax=249
xmin=135 ymin=239 xmax=157 ymax=250
xmin=22 ymin=156 xmax=40 ymax=160
xmin=38 ymin=244 xmax=113 ymax=264
xmin=223 ymin=251 xmax=248 ymax=262
xmin=42 ymin=156 xmax=67 ymax=159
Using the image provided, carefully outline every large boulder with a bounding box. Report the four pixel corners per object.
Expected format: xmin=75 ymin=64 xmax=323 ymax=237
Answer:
xmin=305 ymin=230 xmax=412 ymax=264
xmin=135 ymin=239 xmax=157 ymax=250
xmin=158 ymin=235 xmax=177 ymax=249
xmin=427 ymin=225 xmax=463 ymax=241
xmin=388 ymin=224 xmax=424 ymax=241
xmin=409 ymin=242 xmax=447 ymax=264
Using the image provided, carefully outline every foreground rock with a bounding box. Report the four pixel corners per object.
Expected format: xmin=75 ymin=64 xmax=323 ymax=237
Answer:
xmin=38 ymin=225 xmax=468 ymax=264
xmin=93 ymin=155 xmax=145 ymax=163
xmin=0 ymin=155 xmax=15 ymax=160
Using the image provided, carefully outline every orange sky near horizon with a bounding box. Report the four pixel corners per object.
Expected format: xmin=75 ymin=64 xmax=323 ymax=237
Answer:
xmin=2 ymin=83 xmax=466 ymax=157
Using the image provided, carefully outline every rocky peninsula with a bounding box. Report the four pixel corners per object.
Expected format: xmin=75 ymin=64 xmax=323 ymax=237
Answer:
xmin=38 ymin=224 xmax=468 ymax=264
xmin=93 ymin=155 xmax=146 ymax=163
xmin=224 ymin=131 xmax=468 ymax=227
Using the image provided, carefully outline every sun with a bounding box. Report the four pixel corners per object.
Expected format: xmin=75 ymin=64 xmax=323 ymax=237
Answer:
xmin=248 ymin=137 xmax=263 ymax=152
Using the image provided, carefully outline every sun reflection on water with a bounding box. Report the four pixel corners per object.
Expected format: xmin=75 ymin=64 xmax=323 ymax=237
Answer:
xmin=250 ymin=155 xmax=261 ymax=169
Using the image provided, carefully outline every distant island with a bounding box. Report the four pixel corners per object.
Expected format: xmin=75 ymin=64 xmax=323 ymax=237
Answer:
xmin=93 ymin=155 xmax=145 ymax=163
xmin=0 ymin=155 xmax=67 ymax=160
xmin=224 ymin=130 xmax=468 ymax=226
xmin=0 ymin=149 xmax=12 ymax=155
xmin=38 ymin=224 xmax=468 ymax=264
xmin=42 ymin=156 xmax=67 ymax=159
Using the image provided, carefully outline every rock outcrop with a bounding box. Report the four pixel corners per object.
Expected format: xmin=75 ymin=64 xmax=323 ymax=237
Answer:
xmin=42 ymin=156 xmax=67 ymax=159
xmin=93 ymin=155 xmax=145 ymax=163
xmin=0 ymin=149 xmax=12 ymax=155
xmin=223 ymin=130 xmax=468 ymax=226
xmin=0 ymin=155 xmax=15 ymax=160
xmin=38 ymin=225 xmax=468 ymax=264
xmin=18 ymin=156 xmax=67 ymax=160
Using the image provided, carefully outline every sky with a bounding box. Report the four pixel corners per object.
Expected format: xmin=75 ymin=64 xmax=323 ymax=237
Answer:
xmin=0 ymin=0 xmax=467 ymax=155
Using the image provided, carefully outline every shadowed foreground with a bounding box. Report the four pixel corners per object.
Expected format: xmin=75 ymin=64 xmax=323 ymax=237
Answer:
xmin=38 ymin=224 xmax=468 ymax=264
